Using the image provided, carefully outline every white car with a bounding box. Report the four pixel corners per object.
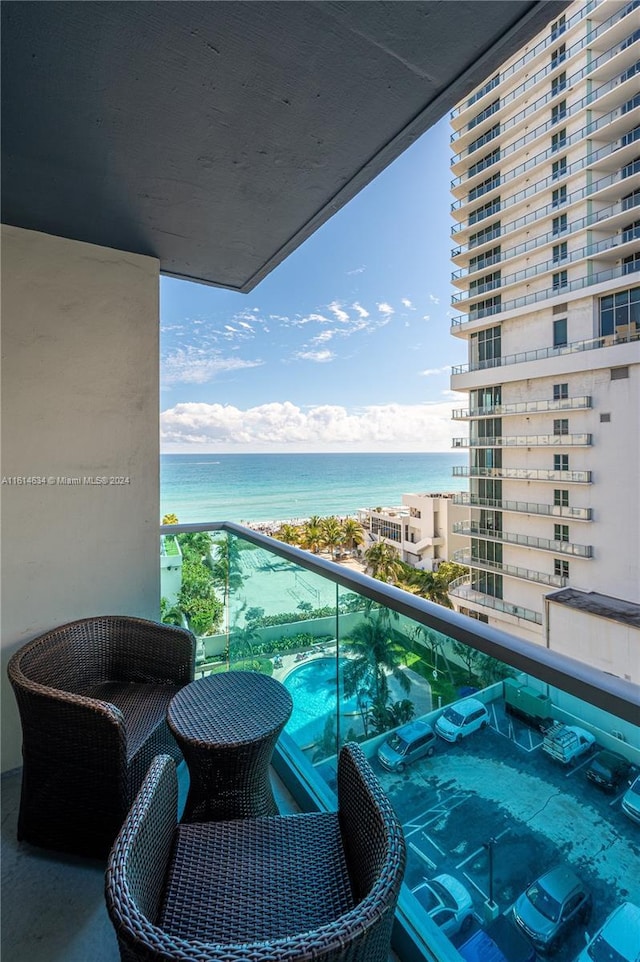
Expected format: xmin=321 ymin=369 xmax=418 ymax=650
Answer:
xmin=574 ymin=901 xmax=640 ymax=962
xmin=411 ymin=874 xmax=475 ymax=938
xmin=622 ymin=774 xmax=640 ymax=825
xmin=435 ymin=698 xmax=490 ymax=743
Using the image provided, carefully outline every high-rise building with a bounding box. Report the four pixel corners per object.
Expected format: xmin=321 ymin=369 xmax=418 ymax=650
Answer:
xmin=447 ymin=0 xmax=640 ymax=679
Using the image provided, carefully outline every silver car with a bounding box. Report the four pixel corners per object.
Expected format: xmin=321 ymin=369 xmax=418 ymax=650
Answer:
xmin=377 ymin=720 xmax=436 ymax=773
xmin=622 ymin=775 xmax=640 ymax=825
xmin=513 ymin=866 xmax=591 ymax=953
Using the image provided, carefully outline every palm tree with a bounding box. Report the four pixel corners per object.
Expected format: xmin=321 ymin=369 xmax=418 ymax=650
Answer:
xmin=363 ymin=540 xmax=403 ymax=584
xmin=320 ymin=516 xmax=343 ymax=559
xmin=162 ymin=513 xmax=179 ymax=525
xmin=405 ymin=568 xmax=452 ymax=607
xmin=177 ymin=531 xmax=213 ymax=564
xmin=228 ymin=622 xmax=260 ymax=669
xmin=275 ymin=523 xmax=300 ymax=546
xmin=209 ymin=534 xmax=244 ymax=607
xmin=341 ymin=517 xmax=364 ymax=555
xmin=343 ymin=612 xmax=411 ymax=709
xmin=301 ymin=522 xmax=323 ymax=554
xmin=160 ymin=596 xmax=184 ymax=627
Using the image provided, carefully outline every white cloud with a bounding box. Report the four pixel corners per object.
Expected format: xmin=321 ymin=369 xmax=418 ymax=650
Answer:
xmin=422 ymin=314 xmax=431 ymax=321
xmin=161 ymin=400 xmax=461 ymax=452
xmin=162 ymin=347 xmax=263 ymax=385
xmin=293 ymin=349 xmax=335 ymax=363
xmin=429 ymin=294 xmax=440 ymax=304
xmin=327 ymin=301 xmax=350 ymax=323
xmin=311 ymin=330 xmax=336 ymax=344
xmin=401 ymin=298 xmax=415 ymax=309
xmin=352 ymin=302 xmax=370 ymax=319
xmin=346 ymin=266 xmax=366 ymax=275
xmin=419 ymin=365 xmax=450 ymax=377
xmin=377 ymin=302 xmax=394 ymax=315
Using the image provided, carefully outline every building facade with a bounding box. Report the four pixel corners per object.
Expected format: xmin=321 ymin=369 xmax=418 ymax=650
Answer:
xmin=448 ymin=0 xmax=640 ymax=676
xmin=357 ymin=493 xmax=468 ymax=570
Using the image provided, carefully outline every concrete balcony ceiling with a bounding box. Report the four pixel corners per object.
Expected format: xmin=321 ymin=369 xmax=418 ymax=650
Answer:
xmin=1 ymin=0 xmax=567 ymax=291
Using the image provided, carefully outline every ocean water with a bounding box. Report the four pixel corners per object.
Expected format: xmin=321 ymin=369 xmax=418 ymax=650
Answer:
xmin=161 ymin=451 xmax=468 ymax=524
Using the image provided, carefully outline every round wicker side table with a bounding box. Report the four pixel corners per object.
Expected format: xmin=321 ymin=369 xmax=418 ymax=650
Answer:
xmin=167 ymin=670 xmax=293 ymax=823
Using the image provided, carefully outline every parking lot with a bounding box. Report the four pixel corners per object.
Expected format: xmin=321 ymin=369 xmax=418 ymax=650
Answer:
xmin=374 ymin=704 xmax=640 ymax=962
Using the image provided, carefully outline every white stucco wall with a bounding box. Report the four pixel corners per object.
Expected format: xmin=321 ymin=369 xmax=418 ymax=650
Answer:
xmin=1 ymin=225 xmax=160 ymax=772
xmin=546 ymin=601 xmax=640 ymax=684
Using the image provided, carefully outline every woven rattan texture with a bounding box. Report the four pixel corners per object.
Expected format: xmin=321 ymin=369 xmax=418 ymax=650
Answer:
xmin=167 ymin=672 xmax=293 ymax=746
xmin=8 ymin=616 xmax=195 ymax=858
xmin=105 ymin=746 xmax=407 ymax=962
xmin=161 ymin=813 xmax=353 ymax=941
xmin=167 ymin=672 xmax=293 ymax=822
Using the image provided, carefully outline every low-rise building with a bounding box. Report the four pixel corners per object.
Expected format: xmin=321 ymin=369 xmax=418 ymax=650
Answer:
xmin=357 ymin=493 xmax=469 ymax=571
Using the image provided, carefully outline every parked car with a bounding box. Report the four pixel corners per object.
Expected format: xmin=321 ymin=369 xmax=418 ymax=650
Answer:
xmin=574 ymin=901 xmax=640 ymax=962
xmin=435 ymin=698 xmax=490 ymax=743
xmin=512 ymin=866 xmax=591 ymax=953
xmin=621 ymin=774 xmax=640 ymax=825
xmin=377 ymin=720 xmax=436 ymax=773
xmin=585 ymin=750 xmax=632 ymax=793
xmin=411 ymin=873 xmax=475 ymax=938
xmin=542 ymin=724 xmax=596 ymax=765
xmin=460 ymin=913 xmax=537 ymax=962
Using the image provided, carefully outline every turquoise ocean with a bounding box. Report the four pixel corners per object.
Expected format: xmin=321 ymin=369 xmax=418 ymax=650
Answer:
xmin=161 ymin=452 xmax=468 ymax=524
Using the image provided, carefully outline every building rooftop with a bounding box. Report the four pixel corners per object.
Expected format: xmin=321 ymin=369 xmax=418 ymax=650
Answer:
xmin=547 ymin=588 xmax=640 ymax=628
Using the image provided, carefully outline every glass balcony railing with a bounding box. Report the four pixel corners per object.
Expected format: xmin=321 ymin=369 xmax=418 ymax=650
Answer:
xmin=448 ymin=575 xmax=544 ymax=624
xmin=449 ymin=0 xmax=599 ymax=122
xmin=453 ymin=434 xmax=592 ymax=448
xmin=161 ymin=522 xmax=638 ymax=962
xmin=452 ymin=230 xmax=640 ymax=304
xmin=451 ymin=153 xmax=640 ymax=257
xmin=452 ymin=151 xmax=640 ymax=236
xmin=458 ymin=260 xmax=640 ymax=321
xmin=452 ymin=397 xmax=592 ymax=418
xmin=452 ymin=521 xmax=593 ymax=557
xmin=451 ymin=328 xmax=640 ymax=374
xmin=451 ymin=45 xmax=640 ymax=157
xmin=452 ymin=465 xmax=592 ymax=483
xmin=452 ymin=492 xmax=593 ymax=521
xmin=452 ymin=550 xmax=568 ymax=588
xmin=451 ymin=79 xmax=639 ymax=171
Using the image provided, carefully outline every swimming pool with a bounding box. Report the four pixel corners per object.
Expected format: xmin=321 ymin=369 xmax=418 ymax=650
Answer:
xmin=283 ymin=657 xmax=359 ymax=737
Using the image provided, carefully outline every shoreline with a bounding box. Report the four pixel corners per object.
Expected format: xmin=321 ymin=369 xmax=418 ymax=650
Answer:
xmin=241 ymin=515 xmax=356 ymax=537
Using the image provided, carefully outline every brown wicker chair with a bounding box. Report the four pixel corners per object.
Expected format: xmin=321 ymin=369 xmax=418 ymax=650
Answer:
xmin=105 ymin=744 xmax=407 ymax=962
xmin=7 ymin=615 xmax=196 ymax=859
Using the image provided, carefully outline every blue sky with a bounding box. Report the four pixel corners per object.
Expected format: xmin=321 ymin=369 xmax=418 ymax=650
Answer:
xmin=160 ymin=114 xmax=467 ymax=453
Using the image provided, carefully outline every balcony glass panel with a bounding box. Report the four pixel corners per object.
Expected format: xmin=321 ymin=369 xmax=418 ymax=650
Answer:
xmin=453 ymin=493 xmax=592 ymax=521
xmin=162 ymin=522 xmax=638 ymax=962
xmin=451 ymin=328 xmax=640 ymax=375
xmin=453 ymin=522 xmax=592 ymax=557
xmin=452 ymin=466 xmax=593 ymax=483
xmin=454 ymin=435 xmax=592 ymax=448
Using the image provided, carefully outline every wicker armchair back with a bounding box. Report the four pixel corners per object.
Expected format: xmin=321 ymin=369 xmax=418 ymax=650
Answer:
xmin=8 ymin=615 xmax=195 ymax=858
xmin=106 ymin=744 xmax=407 ymax=962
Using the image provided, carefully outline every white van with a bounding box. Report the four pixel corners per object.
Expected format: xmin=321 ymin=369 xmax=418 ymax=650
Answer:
xmin=435 ymin=698 xmax=489 ymax=743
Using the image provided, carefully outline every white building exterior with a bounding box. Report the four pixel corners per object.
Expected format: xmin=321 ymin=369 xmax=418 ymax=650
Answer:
xmin=357 ymin=493 xmax=468 ymax=571
xmin=447 ymin=0 xmax=640 ymax=678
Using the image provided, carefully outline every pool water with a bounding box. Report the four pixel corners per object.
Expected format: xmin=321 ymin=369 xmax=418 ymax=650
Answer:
xmin=283 ymin=657 xmax=359 ymax=735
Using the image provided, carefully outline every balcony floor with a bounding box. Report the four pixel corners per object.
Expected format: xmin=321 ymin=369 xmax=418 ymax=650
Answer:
xmin=1 ymin=763 xmax=300 ymax=961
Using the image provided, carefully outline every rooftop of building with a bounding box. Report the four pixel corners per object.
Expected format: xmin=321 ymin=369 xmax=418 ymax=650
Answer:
xmin=546 ymin=588 xmax=640 ymax=627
